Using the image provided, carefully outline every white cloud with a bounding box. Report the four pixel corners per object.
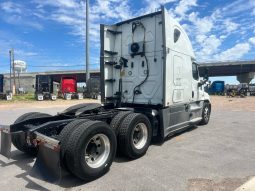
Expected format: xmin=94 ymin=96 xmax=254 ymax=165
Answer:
xmin=30 ymin=0 xmax=255 ymax=65
xmin=15 ymin=50 xmax=38 ymax=57
xmin=174 ymin=0 xmax=197 ymax=20
xmin=188 ymin=12 xmax=213 ymax=34
xmin=0 ymin=2 xmax=22 ymax=14
xmin=4 ymin=15 xmax=43 ymax=30
xmin=30 ymin=0 xmax=138 ymax=69
xmin=51 ymin=14 xmax=83 ymax=26
xmin=196 ymin=35 xmax=221 ymax=61
xmin=214 ymin=43 xmax=251 ymax=61
xmin=195 ymin=34 xmax=206 ymax=44
xmin=34 ymin=0 xmax=134 ymax=42
xmin=91 ymin=0 xmax=133 ymax=20
xmin=34 ymin=0 xmax=78 ymax=9
xmin=54 ymin=0 xmax=77 ymax=8
xmin=223 ymin=19 xmax=239 ymax=34
xmin=168 ymin=0 xmax=255 ymax=62
xmin=252 ymin=9 xmax=255 ymax=16
xmin=3 ymin=0 xmax=253 ymax=66
xmin=220 ymin=35 xmax=227 ymax=40
xmin=144 ymin=0 xmax=176 ymax=12
xmin=249 ymin=37 xmax=255 ymax=46
xmin=222 ymin=0 xmax=255 ymax=15
xmin=0 ymin=2 xmax=44 ymax=30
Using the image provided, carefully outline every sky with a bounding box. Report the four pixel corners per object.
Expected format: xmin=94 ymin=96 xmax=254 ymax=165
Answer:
xmin=0 ymin=0 xmax=255 ymax=84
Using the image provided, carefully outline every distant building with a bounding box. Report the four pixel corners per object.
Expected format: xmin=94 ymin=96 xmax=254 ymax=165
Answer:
xmin=3 ymin=70 xmax=100 ymax=93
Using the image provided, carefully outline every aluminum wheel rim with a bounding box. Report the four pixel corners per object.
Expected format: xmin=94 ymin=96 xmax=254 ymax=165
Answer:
xmin=85 ymin=134 xmax=110 ymax=168
xmin=132 ymin=123 xmax=148 ymax=150
xmin=204 ymin=107 xmax=209 ymax=121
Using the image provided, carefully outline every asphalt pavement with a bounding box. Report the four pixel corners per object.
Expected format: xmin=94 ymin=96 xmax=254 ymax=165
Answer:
xmin=0 ymin=106 xmax=255 ymax=191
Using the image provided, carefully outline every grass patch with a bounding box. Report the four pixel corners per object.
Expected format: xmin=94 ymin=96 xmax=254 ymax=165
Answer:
xmin=13 ymin=94 xmax=35 ymax=101
xmin=0 ymin=93 xmax=36 ymax=102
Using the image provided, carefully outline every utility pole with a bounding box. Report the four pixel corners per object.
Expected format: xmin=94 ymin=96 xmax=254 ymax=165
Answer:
xmin=9 ymin=50 xmax=12 ymax=92
xmin=11 ymin=49 xmax=16 ymax=95
xmin=86 ymin=0 xmax=90 ymax=82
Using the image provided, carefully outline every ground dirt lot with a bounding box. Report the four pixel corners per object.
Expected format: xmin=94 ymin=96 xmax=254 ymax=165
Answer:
xmin=0 ymin=96 xmax=255 ymax=191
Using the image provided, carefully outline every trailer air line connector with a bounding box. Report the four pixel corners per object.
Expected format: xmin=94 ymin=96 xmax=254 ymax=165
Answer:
xmin=115 ymin=57 xmax=129 ymax=107
xmin=130 ymin=21 xmax=150 ymax=103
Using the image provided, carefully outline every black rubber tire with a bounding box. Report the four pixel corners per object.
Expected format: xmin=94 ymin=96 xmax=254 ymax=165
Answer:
xmin=58 ymin=119 xmax=89 ymax=170
xmin=230 ymin=90 xmax=236 ymax=97
xmin=239 ymin=89 xmax=246 ymax=98
xmin=65 ymin=120 xmax=117 ymax=180
xmin=12 ymin=112 xmax=52 ymax=155
xmin=118 ymin=113 xmax=152 ymax=159
xmin=199 ymin=102 xmax=211 ymax=125
xmin=14 ymin=112 xmax=39 ymax=124
xmin=110 ymin=111 xmax=132 ymax=135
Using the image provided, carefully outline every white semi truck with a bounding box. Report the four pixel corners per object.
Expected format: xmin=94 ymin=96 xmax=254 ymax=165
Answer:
xmin=0 ymin=7 xmax=211 ymax=182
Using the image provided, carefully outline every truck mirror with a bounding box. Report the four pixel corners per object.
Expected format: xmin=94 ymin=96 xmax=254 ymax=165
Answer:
xmin=32 ymin=84 xmax=35 ymax=89
xmin=198 ymin=79 xmax=208 ymax=87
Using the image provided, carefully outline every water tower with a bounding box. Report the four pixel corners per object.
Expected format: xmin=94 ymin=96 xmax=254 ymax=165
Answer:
xmin=13 ymin=60 xmax=27 ymax=92
xmin=13 ymin=60 xmax=27 ymax=73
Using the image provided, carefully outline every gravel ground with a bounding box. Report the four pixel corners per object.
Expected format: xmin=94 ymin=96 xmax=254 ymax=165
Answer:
xmin=0 ymin=96 xmax=255 ymax=191
xmin=210 ymin=96 xmax=255 ymax=112
xmin=0 ymin=98 xmax=99 ymax=111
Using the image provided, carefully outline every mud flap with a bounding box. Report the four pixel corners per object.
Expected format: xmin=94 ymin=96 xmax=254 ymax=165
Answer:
xmin=0 ymin=125 xmax=11 ymax=159
xmin=30 ymin=145 xmax=62 ymax=183
xmin=29 ymin=132 xmax=64 ymax=183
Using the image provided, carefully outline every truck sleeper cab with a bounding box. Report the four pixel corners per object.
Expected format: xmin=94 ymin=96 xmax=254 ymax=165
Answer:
xmin=0 ymin=7 xmax=211 ymax=182
xmin=101 ymin=7 xmax=211 ymax=137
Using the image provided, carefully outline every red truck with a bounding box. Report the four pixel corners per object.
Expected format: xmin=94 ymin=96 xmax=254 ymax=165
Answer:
xmin=59 ymin=76 xmax=83 ymax=100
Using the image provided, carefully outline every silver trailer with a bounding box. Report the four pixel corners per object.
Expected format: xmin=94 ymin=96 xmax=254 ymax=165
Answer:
xmin=0 ymin=7 xmax=211 ymax=182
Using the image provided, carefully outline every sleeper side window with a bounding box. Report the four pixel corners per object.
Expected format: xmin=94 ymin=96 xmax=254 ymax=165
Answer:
xmin=174 ymin=28 xmax=181 ymax=43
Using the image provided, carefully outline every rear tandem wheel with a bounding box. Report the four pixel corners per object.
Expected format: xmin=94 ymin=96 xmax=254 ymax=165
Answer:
xmin=12 ymin=112 xmax=52 ymax=156
xmin=110 ymin=111 xmax=132 ymax=135
xmin=58 ymin=119 xmax=90 ymax=170
xmin=118 ymin=113 xmax=152 ymax=159
xmin=65 ymin=120 xmax=117 ymax=180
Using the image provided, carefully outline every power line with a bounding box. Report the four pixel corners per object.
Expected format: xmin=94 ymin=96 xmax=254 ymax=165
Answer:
xmin=28 ymin=64 xmax=99 ymax=67
xmin=0 ymin=64 xmax=99 ymax=68
xmin=29 ymin=65 xmax=85 ymax=67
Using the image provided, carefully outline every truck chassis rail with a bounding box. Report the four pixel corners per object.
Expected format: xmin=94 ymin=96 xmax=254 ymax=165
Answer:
xmin=0 ymin=108 xmax=120 ymax=182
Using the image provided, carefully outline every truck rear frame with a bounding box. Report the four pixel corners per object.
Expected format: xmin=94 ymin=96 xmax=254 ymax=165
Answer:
xmin=0 ymin=7 xmax=211 ymax=183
